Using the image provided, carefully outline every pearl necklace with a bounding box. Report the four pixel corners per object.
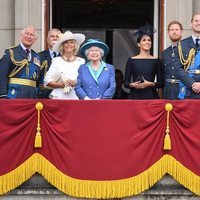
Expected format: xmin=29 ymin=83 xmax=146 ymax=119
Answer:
xmin=62 ymin=55 xmax=76 ymax=62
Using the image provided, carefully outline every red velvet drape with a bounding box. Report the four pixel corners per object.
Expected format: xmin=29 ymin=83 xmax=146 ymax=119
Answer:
xmin=0 ymin=99 xmax=200 ymax=188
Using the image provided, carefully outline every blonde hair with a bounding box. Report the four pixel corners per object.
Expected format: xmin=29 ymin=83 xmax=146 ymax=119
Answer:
xmin=59 ymin=40 xmax=80 ymax=56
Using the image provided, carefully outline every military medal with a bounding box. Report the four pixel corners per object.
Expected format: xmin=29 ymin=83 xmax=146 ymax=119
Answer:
xmin=171 ymin=46 xmax=176 ymax=59
xmin=11 ymin=89 xmax=15 ymax=95
xmin=181 ymin=87 xmax=185 ymax=93
xmin=33 ymin=71 xmax=37 ymax=79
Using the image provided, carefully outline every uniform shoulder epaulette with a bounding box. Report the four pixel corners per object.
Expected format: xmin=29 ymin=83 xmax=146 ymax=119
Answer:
xmin=6 ymin=45 xmax=18 ymax=50
xmin=183 ymin=37 xmax=191 ymax=41
xmin=39 ymin=50 xmax=46 ymax=54
xmin=180 ymin=37 xmax=191 ymax=44
xmin=162 ymin=46 xmax=171 ymax=54
xmin=32 ymin=49 xmax=40 ymax=56
xmin=32 ymin=49 xmax=36 ymax=53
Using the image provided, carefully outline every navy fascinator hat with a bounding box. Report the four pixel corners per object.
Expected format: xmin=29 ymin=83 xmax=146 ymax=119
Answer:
xmin=134 ymin=23 xmax=156 ymax=43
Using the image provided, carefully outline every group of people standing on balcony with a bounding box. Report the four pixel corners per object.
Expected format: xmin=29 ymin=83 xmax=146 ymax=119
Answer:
xmin=0 ymin=26 xmax=116 ymax=100
xmin=0 ymin=13 xmax=200 ymax=100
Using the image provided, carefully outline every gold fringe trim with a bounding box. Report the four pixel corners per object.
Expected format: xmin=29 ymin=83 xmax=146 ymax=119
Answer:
xmin=34 ymin=153 xmax=166 ymax=198
xmin=0 ymin=154 xmax=200 ymax=197
xmin=0 ymin=155 xmax=37 ymax=195
xmin=166 ymin=155 xmax=200 ymax=195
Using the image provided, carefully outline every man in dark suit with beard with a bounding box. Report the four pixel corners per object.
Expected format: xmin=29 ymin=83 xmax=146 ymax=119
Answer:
xmin=176 ymin=14 xmax=200 ymax=99
xmin=161 ymin=21 xmax=183 ymax=99
xmin=38 ymin=28 xmax=61 ymax=98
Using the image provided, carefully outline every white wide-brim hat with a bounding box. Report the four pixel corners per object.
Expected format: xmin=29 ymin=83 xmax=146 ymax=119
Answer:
xmin=52 ymin=31 xmax=85 ymax=52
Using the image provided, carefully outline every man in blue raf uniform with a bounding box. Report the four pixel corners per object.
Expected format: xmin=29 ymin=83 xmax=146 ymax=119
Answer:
xmin=161 ymin=21 xmax=183 ymax=99
xmin=38 ymin=28 xmax=61 ymax=98
xmin=0 ymin=25 xmax=40 ymax=99
xmin=176 ymin=14 xmax=200 ymax=99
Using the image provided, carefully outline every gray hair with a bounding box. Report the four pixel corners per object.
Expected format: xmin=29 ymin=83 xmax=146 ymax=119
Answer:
xmin=21 ymin=25 xmax=37 ymax=37
xmin=85 ymin=47 xmax=104 ymax=60
xmin=47 ymin=28 xmax=61 ymax=38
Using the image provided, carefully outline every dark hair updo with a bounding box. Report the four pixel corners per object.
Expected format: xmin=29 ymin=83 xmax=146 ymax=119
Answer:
xmin=134 ymin=23 xmax=155 ymax=43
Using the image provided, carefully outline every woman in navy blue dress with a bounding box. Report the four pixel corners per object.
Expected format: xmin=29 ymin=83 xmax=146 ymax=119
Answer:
xmin=124 ymin=24 xmax=164 ymax=99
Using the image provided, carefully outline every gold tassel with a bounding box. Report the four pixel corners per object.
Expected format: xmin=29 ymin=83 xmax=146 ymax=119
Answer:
xmin=164 ymin=132 xmax=171 ymax=150
xmin=35 ymin=102 xmax=43 ymax=148
xmin=35 ymin=132 xmax=42 ymax=148
xmin=164 ymin=103 xmax=173 ymax=150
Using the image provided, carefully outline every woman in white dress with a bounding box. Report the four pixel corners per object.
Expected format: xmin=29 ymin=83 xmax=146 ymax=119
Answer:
xmin=44 ymin=31 xmax=85 ymax=99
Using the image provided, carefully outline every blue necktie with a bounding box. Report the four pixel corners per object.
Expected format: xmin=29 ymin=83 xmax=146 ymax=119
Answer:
xmin=52 ymin=52 xmax=57 ymax=58
xmin=196 ymin=38 xmax=199 ymax=49
xmin=25 ymin=49 xmax=30 ymax=61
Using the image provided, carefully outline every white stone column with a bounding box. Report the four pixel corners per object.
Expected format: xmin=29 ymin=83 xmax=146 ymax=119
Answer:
xmin=0 ymin=0 xmax=15 ymax=57
xmin=14 ymin=0 xmax=42 ymax=52
xmin=164 ymin=0 xmax=193 ymax=48
xmin=193 ymin=0 xmax=200 ymax=14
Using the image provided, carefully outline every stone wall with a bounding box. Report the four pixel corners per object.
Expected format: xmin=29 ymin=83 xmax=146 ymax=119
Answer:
xmin=164 ymin=0 xmax=200 ymax=48
xmin=1 ymin=0 xmax=200 ymax=56
xmin=0 ymin=0 xmax=42 ymax=57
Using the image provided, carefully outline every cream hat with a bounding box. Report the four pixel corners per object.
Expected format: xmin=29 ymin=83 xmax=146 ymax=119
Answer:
xmin=52 ymin=31 xmax=85 ymax=52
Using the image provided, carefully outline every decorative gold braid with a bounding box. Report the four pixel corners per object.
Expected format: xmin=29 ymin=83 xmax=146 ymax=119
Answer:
xmin=40 ymin=60 xmax=48 ymax=75
xmin=178 ymin=42 xmax=196 ymax=71
xmin=8 ymin=49 xmax=29 ymax=78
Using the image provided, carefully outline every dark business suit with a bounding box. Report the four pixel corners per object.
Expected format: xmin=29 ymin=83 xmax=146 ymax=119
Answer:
xmin=38 ymin=49 xmax=53 ymax=98
xmin=161 ymin=45 xmax=180 ymax=99
xmin=0 ymin=44 xmax=40 ymax=99
xmin=175 ymin=36 xmax=200 ymax=98
xmin=113 ymin=88 xmax=129 ymax=99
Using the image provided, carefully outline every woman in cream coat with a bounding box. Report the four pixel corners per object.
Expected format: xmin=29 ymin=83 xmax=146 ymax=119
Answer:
xmin=44 ymin=31 xmax=85 ymax=99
